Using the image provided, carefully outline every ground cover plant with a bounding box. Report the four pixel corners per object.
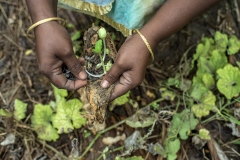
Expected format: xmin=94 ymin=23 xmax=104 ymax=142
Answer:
xmin=1 ymin=0 xmax=240 ymax=160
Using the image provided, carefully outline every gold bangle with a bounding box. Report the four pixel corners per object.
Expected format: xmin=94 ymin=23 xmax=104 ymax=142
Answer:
xmin=134 ymin=29 xmax=154 ymax=62
xmin=27 ymin=17 xmax=67 ymax=39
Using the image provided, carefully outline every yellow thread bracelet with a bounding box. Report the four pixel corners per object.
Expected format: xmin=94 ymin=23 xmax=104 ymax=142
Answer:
xmin=134 ymin=29 xmax=154 ymax=62
xmin=27 ymin=17 xmax=67 ymax=39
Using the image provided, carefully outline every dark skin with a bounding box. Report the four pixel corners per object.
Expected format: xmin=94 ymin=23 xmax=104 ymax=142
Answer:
xmin=26 ymin=0 xmax=221 ymax=99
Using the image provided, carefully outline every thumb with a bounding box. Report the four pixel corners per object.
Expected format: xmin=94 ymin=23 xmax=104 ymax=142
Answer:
xmin=101 ymin=63 xmax=126 ymax=88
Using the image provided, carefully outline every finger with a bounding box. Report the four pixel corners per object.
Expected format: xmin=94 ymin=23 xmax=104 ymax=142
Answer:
xmin=109 ymin=73 xmax=134 ymax=101
xmin=50 ymin=70 xmax=87 ymax=90
xmin=78 ymin=57 xmax=85 ymax=66
xmin=101 ymin=62 xmax=127 ymax=88
xmin=62 ymin=52 xmax=87 ymax=80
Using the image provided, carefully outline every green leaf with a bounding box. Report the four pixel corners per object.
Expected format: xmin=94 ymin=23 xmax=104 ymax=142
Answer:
xmin=166 ymin=77 xmax=180 ymax=87
xmin=228 ymin=35 xmax=240 ymax=55
xmin=217 ymin=64 xmax=240 ymax=99
xmin=126 ymin=108 xmax=157 ymax=128
xmin=151 ymin=102 xmax=159 ymax=110
xmin=192 ymin=90 xmax=216 ymax=118
xmin=196 ymin=50 xmax=227 ymax=78
xmin=52 ymin=99 xmax=86 ymax=133
xmin=13 ymin=99 xmax=27 ymax=121
xmin=31 ymin=104 xmax=59 ymax=141
xmin=52 ymin=84 xmax=68 ymax=103
xmin=199 ymin=129 xmax=211 ymax=140
xmin=92 ymin=39 xmax=102 ymax=54
xmin=189 ymin=77 xmax=208 ymax=101
xmin=126 ymin=116 xmax=155 ymax=128
xmin=179 ymin=79 xmax=192 ymax=92
xmin=214 ymin=31 xmax=228 ymax=52
xmin=0 ymin=109 xmax=12 ymax=117
xmin=167 ymin=153 xmax=178 ymax=160
xmin=152 ymin=143 xmax=165 ymax=155
xmin=165 ymin=139 xmax=180 ymax=156
xmin=192 ymin=105 xmax=209 ymax=118
xmin=167 ymin=74 xmax=180 ymax=87
xmin=71 ymin=31 xmax=81 ymax=41
xmin=160 ymin=88 xmax=176 ymax=101
xmin=209 ymin=49 xmax=228 ymax=72
xmin=105 ymin=60 xmax=113 ymax=72
xmin=202 ymin=73 xmax=215 ymax=89
xmin=67 ymin=23 xmax=75 ymax=29
xmin=171 ymin=109 xmax=199 ymax=140
xmin=112 ymin=91 xmax=130 ymax=106
xmin=191 ymin=37 xmax=214 ymax=68
xmin=196 ymin=56 xmax=212 ymax=77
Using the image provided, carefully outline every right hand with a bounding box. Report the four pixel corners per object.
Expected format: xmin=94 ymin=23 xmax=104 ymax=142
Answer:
xmin=34 ymin=21 xmax=87 ymax=90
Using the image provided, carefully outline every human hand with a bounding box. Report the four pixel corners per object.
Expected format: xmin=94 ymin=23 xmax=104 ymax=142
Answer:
xmin=34 ymin=21 xmax=87 ymax=90
xmin=101 ymin=33 xmax=152 ymax=100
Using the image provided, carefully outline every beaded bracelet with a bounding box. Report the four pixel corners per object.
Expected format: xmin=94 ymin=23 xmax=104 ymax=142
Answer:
xmin=27 ymin=17 xmax=66 ymax=39
xmin=134 ymin=29 xmax=154 ymax=62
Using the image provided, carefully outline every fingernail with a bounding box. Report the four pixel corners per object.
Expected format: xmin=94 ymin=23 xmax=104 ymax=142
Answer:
xmin=79 ymin=71 xmax=87 ymax=79
xmin=101 ymin=80 xmax=110 ymax=88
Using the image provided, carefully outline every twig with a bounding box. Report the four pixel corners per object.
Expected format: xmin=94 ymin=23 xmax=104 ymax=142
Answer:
xmin=0 ymin=4 xmax=8 ymax=21
xmin=37 ymin=140 xmax=69 ymax=160
xmin=24 ymin=137 xmax=32 ymax=160
xmin=220 ymin=139 xmax=240 ymax=157
xmin=3 ymin=34 xmax=24 ymax=51
xmin=233 ymin=0 xmax=240 ymax=24
xmin=0 ymin=0 xmax=18 ymax=5
xmin=144 ymin=152 xmax=150 ymax=160
xmin=0 ymin=4 xmax=15 ymax=36
xmin=0 ymin=92 xmax=7 ymax=105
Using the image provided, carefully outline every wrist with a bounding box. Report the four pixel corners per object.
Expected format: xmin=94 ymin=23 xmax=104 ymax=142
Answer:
xmin=26 ymin=0 xmax=57 ymax=23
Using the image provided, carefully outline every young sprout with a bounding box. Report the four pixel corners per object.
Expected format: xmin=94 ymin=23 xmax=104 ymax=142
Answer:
xmin=98 ymin=27 xmax=108 ymax=65
xmin=86 ymin=27 xmax=113 ymax=78
xmin=92 ymin=39 xmax=106 ymax=73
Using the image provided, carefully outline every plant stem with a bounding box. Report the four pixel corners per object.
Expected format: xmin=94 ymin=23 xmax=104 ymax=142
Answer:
xmin=79 ymin=120 xmax=126 ymax=158
xmin=145 ymin=98 xmax=165 ymax=108
xmin=85 ymin=67 xmax=105 ymax=78
xmin=102 ymin=38 xmax=107 ymax=63
xmin=97 ymin=146 xmax=125 ymax=160
xmin=97 ymin=53 xmax=106 ymax=74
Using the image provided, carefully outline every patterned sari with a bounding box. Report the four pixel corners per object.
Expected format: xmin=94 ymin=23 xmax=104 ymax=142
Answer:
xmin=58 ymin=0 xmax=165 ymax=36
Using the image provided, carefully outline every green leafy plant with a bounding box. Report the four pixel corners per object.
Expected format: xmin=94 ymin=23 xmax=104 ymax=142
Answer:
xmin=162 ymin=31 xmax=240 ymax=159
xmin=227 ymin=35 xmax=240 ymax=55
xmin=111 ymin=91 xmax=130 ymax=106
xmin=217 ymin=64 xmax=240 ymax=99
xmin=188 ymin=31 xmax=240 ymax=117
xmin=52 ymin=99 xmax=86 ymax=133
xmin=164 ymin=109 xmax=199 ymax=160
xmin=1 ymin=85 xmax=87 ymax=142
xmin=31 ymin=104 xmax=59 ymax=141
xmin=31 ymin=85 xmax=86 ymax=141
xmin=198 ymin=129 xmax=211 ymax=140
xmin=0 ymin=99 xmax=27 ymax=121
xmin=0 ymin=109 xmax=11 ymax=117
xmin=86 ymin=27 xmax=113 ymax=77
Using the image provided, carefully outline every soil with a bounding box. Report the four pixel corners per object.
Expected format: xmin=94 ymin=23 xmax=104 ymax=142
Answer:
xmin=1 ymin=0 xmax=240 ymax=160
